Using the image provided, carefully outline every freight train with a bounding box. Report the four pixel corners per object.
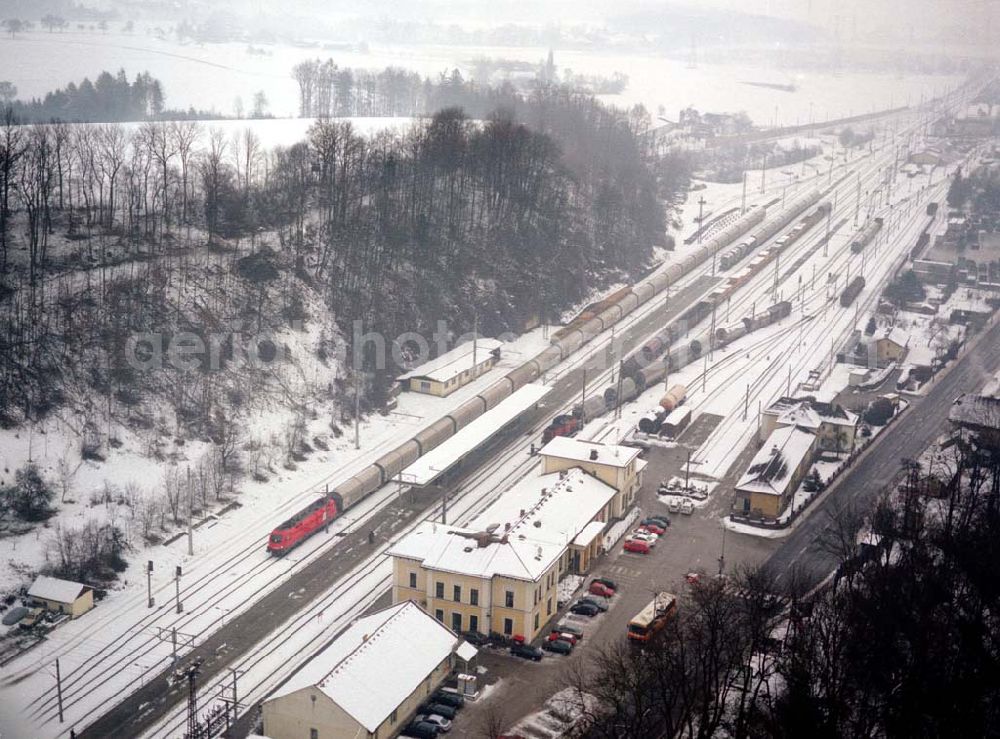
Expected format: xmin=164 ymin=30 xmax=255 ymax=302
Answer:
xmin=719 ymin=197 xmax=830 ymax=271
xmin=599 ymin=299 xmax=792 ymax=414
xmin=850 ymin=217 xmax=884 ymax=253
xmin=266 ymin=191 xmax=824 ymax=553
xmin=841 ymin=276 xmax=866 ymax=307
xmin=620 ymin=192 xmax=824 ymax=386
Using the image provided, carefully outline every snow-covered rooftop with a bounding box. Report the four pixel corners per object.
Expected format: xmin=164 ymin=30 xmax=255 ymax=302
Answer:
xmin=398 ymin=338 xmax=504 ymax=383
xmin=882 ymin=326 xmax=910 ymax=348
xmin=269 ymin=601 xmax=468 ymax=732
xmin=571 ymin=520 xmax=607 ymax=548
xmin=388 ymin=467 xmax=617 ymax=581
xmin=539 ymin=436 xmax=642 ymax=469
xmin=736 ymin=425 xmax=815 ymax=496
xmin=950 ymin=394 xmax=1000 ymax=431
xmin=28 ymin=576 xmax=89 ymax=604
xmin=400 ymin=383 xmax=551 ymax=486
xmin=777 ymin=405 xmax=822 ymax=430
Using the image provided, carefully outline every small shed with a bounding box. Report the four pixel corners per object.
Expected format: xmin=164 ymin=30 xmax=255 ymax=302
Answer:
xmin=28 ymin=576 xmax=94 ymax=618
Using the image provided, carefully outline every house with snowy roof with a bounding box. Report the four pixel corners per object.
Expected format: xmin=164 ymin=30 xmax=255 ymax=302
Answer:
xmin=27 ymin=575 xmax=94 ymax=618
xmin=262 ymin=601 xmax=475 ymax=739
xmin=734 ymin=425 xmax=817 ymax=519
xmin=761 ymin=396 xmax=858 ymax=455
xmin=872 ymin=327 xmax=909 ymax=366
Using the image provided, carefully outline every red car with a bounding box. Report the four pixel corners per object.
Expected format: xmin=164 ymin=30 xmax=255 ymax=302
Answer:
xmin=638 ymin=522 xmax=665 ymax=535
xmin=589 ymin=581 xmax=616 ymax=597
xmin=623 ymin=538 xmax=651 ymax=554
xmin=548 ymin=631 xmax=578 ymax=646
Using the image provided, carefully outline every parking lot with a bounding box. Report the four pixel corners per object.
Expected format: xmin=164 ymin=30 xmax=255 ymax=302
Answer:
xmin=451 ymin=429 xmax=777 ymax=736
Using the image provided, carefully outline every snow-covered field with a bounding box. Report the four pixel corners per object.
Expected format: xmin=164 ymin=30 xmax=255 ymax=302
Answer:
xmin=0 ymin=30 xmax=965 ymax=124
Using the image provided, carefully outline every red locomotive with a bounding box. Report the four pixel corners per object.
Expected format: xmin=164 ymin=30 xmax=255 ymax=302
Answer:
xmin=542 ymin=414 xmax=581 ymax=444
xmin=267 ymin=494 xmax=341 ymax=554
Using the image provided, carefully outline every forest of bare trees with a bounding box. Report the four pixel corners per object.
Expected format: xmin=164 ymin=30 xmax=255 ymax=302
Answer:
xmin=562 ymin=422 xmax=1000 ymax=738
xmin=0 ymin=77 xmax=665 ymax=432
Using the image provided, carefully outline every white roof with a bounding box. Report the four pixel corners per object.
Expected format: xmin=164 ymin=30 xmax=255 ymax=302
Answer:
xmin=28 ymin=576 xmax=88 ymax=604
xmin=398 ymin=338 xmax=504 ymax=383
xmin=456 ymin=640 xmax=477 ymax=662
xmin=389 ymin=467 xmax=617 ymax=581
xmin=882 ymin=327 xmax=909 ymax=348
xmin=269 ymin=602 xmax=465 ymax=732
xmin=776 ymin=405 xmax=822 ymax=430
xmin=539 ymin=436 xmax=641 ymax=469
xmin=664 ymin=406 xmax=691 ymax=425
xmin=571 ymin=520 xmax=607 ymax=548
xmin=736 ymin=426 xmax=815 ymax=496
xmin=400 ymin=384 xmax=551 ymax=485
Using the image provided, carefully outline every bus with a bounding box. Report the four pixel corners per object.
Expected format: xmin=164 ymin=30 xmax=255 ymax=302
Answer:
xmin=627 ymin=592 xmax=677 ymax=643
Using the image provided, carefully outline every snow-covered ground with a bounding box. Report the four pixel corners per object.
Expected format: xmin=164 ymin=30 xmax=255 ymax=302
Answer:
xmin=0 ymin=50 xmax=966 ymax=735
xmin=0 ymin=30 xmax=965 ymax=124
xmin=0 ymin=170 xmax=759 ymax=736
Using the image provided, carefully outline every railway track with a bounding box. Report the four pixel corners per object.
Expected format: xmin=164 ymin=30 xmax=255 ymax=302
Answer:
xmin=11 ymin=104 xmax=952 ymax=738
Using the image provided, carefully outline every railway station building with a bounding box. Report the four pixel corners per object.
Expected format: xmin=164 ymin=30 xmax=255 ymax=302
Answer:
xmin=397 ymin=338 xmax=503 ymax=397
xmin=388 ymin=438 xmax=644 ymax=642
xmin=734 ymin=424 xmax=817 ymax=519
xmin=261 ymin=601 xmax=475 ymax=739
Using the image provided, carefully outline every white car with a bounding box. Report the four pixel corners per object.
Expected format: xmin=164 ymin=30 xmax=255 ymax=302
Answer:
xmin=630 ymin=531 xmax=658 ymax=545
xmin=679 ymin=499 xmax=695 ymax=515
xmin=416 ymin=714 xmax=452 ymax=733
xmin=667 ymin=498 xmax=682 ymax=513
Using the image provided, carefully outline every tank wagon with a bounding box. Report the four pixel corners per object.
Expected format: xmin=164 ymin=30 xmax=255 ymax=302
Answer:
xmin=718 ymin=194 xmax=825 ymax=271
xmin=841 ymin=276 xmax=866 ymax=307
xmin=637 ymin=409 xmax=667 ymax=434
xmin=850 ymin=217 xmax=884 ymax=254
xmin=267 ymin=196 xmax=824 ymax=552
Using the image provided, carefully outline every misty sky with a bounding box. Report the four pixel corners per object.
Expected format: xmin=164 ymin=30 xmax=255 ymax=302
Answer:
xmin=287 ymin=0 xmax=995 ymax=48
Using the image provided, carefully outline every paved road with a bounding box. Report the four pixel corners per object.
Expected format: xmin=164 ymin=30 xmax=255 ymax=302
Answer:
xmin=765 ymin=315 xmax=1000 ymax=584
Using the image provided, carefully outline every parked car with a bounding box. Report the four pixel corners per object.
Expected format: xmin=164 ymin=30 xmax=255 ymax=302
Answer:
xmin=592 ymin=577 xmax=618 ymax=590
xmin=543 ymin=638 xmax=573 ymax=655
xmin=548 ymin=631 xmax=578 ymax=645
xmin=460 ymin=630 xmax=490 ymax=647
xmin=420 ymin=703 xmax=457 ymax=720
xmin=415 ymin=714 xmax=452 ymax=733
xmin=642 ymin=517 xmax=670 ymax=529
xmin=18 ymin=607 xmax=44 ymax=631
xmin=431 ymin=691 xmax=465 ymax=710
xmin=578 ymin=596 xmax=609 ymax=612
xmin=588 ymin=581 xmax=615 ymax=597
xmin=638 ymin=522 xmax=665 ymax=535
xmin=569 ymin=601 xmax=601 ymax=617
xmin=623 ymin=538 xmax=651 ymax=554
xmin=1 ymin=605 xmax=28 ymax=627
xmin=630 ymin=531 xmax=658 ymax=545
xmin=510 ymin=643 xmax=544 ymax=661
xmin=680 ymin=499 xmax=695 ymax=515
xmin=554 ymin=623 xmax=584 ymax=641
xmin=667 ymin=498 xmax=682 ymax=513
xmin=404 ymin=721 xmax=440 ymax=738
